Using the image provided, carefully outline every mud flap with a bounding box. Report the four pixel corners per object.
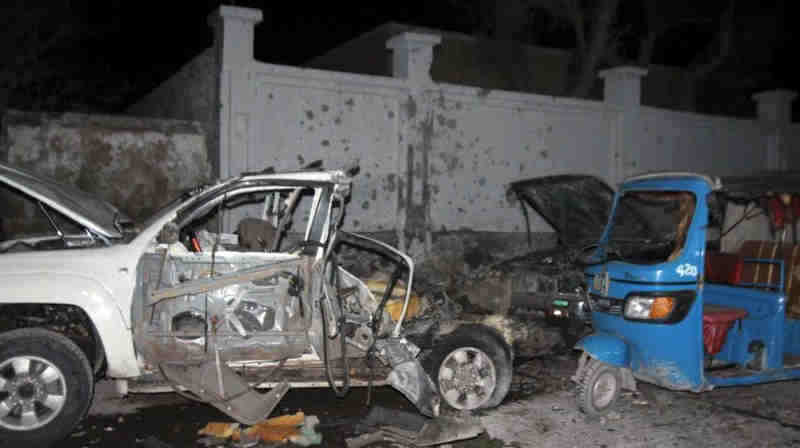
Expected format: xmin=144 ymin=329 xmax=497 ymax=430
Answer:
xmin=160 ymin=356 xmax=289 ymax=425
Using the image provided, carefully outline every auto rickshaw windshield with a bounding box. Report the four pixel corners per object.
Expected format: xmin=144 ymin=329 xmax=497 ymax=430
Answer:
xmin=606 ymin=190 xmax=696 ymax=264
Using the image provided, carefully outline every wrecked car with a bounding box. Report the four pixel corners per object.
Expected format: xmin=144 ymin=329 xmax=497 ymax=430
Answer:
xmin=461 ymin=175 xmax=619 ymax=344
xmin=0 ymin=162 xmax=494 ymax=446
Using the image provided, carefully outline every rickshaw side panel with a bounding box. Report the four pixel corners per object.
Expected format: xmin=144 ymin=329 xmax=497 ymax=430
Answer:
xmin=783 ymin=318 xmax=800 ymax=356
xmin=584 ymin=297 xmax=705 ymax=391
xmin=704 ymin=283 xmax=786 ymax=369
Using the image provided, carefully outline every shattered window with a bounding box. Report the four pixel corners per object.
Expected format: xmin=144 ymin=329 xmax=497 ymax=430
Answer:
xmin=178 ymin=187 xmax=316 ymax=253
xmin=607 ymin=191 xmax=696 ymax=264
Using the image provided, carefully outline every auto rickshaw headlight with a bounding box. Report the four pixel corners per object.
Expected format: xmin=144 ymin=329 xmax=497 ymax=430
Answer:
xmin=623 ymin=291 xmax=695 ymax=323
xmin=624 ymin=296 xmax=676 ymax=320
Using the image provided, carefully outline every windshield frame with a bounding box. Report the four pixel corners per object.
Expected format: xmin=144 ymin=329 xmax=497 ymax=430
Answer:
xmin=597 ymin=188 xmax=698 ymax=266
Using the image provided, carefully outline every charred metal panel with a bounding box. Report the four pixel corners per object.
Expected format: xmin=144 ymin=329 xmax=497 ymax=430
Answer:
xmin=134 ymin=253 xmax=309 ymax=364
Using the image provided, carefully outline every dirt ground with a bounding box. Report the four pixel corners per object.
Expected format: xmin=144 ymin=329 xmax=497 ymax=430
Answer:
xmin=60 ymin=351 xmax=800 ymax=448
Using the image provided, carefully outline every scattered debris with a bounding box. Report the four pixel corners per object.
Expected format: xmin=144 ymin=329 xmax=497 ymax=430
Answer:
xmin=197 ymin=412 xmax=322 ymax=446
xmin=242 ymin=411 xmax=305 ymax=443
xmin=290 ymin=416 xmax=323 ymax=446
xmin=346 ymin=406 xmax=484 ymax=447
xmin=198 ymin=422 xmax=241 ymax=439
xmin=365 ymin=276 xmax=428 ymax=321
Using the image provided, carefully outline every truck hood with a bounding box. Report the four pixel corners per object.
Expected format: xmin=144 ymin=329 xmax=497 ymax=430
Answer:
xmin=0 ymin=163 xmax=131 ymax=239
xmin=509 ymin=174 xmax=614 ymax=247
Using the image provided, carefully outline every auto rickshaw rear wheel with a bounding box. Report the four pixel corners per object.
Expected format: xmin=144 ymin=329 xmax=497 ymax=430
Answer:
xmin=576 ymin=358 xmax=621 ymax=416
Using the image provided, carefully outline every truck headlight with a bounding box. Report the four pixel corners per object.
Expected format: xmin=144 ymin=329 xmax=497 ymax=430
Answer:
xmin=623 ymin=291 xmax=694 ymax=323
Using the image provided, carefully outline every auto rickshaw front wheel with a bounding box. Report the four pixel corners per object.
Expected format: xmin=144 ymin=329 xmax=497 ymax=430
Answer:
xmin=576 ymin=358 xmax=621 ymax=416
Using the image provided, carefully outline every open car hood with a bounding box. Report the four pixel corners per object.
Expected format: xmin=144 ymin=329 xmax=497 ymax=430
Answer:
xmin=510 ymin=174 xmax=614 ymax=247
xmin=0 ymin=163 xmax=130 ymax=239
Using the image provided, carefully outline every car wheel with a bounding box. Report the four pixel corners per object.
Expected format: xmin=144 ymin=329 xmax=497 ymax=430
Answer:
xmin=576 ymin=358 xmax=621 ymax=416
xmin=426 ymin=326 xmax=512 ymax=411
xmin=0 ymin=328 xmax=94 ymax=446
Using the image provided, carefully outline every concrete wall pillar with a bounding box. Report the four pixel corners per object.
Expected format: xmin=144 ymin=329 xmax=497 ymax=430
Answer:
xmin=753 ymin=89 xmax=797 ymax=170
xmin=386 ymin=32 xmax=441 ymax=258
xmin=208 ymin=5 xmax=263 ymax=187
xmin=209 ymin=6 xmax=263 ymax=231
xmin=386 ymin=32 xmax=441 ymax=86
xmin=209 ymin=6 xmax=263 ymax=66
xmin=600 ymin=66 xmax=648 ymax=183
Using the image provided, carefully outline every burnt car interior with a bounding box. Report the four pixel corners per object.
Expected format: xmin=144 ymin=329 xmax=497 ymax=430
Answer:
xmin=135 ymin=177 xmax=401 ymax=367
xmin=138 ymin=182 xmax=327 ymax=361
xmin=176 ymin=186 xmax=314 ymax=254
xmin=129 ymin=175 xmax=442 ymax=422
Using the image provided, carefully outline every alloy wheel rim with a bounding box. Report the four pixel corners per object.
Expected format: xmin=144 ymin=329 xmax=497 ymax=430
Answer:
xmin=438 ymin=347 xmax=497 ymax=410
xmin=0 ymin=356 xmax=67 ymax=430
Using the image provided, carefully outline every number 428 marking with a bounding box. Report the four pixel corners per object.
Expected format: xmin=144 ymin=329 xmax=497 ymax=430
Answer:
xmin=676 ymin=263 xmax=698 ymax=277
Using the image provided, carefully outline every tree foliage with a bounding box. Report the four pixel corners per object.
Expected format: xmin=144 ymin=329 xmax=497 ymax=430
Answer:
xmin=448 ymin=0 xmax=742 ymax=102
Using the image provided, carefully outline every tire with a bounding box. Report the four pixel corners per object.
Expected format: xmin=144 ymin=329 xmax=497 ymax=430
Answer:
xmin=425 ymin=325 xmax=512 ymax=411
xmin=0 ymin=328 xmax=94 ymax=447
xmin=576 ymin=358 xmax=621 ymax=416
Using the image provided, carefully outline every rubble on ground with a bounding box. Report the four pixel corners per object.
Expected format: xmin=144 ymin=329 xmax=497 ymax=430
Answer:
xmin=197 ymin=412 xmax=321 ymax=446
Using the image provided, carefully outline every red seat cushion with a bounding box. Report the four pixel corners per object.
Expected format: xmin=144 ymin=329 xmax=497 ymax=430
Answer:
xmin=702 ymin=305 xmax=748 ymax=356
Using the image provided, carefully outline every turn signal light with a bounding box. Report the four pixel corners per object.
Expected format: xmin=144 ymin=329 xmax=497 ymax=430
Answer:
xmin=649 ymin=297 xmax=676 ymax=319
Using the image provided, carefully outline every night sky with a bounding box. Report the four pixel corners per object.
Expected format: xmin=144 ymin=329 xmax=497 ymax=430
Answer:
xmin=2 ymin=1 xmax=799 ymax=115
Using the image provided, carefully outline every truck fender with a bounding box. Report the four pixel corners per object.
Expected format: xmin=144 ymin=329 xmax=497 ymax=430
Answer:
xmin=0 ymin=272 xmax=139 ymax=378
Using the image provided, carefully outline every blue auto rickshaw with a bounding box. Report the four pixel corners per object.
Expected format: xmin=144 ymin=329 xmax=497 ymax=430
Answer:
xmin=574 ymin=171 xmax=800 ymax=415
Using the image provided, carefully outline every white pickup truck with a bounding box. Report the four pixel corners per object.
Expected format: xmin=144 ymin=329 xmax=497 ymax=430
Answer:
xmin=0 ymin=163 xmax=511 ymax=446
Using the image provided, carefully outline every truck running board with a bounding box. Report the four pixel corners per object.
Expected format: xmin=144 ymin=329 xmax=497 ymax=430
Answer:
xmin=160 ymin=352 xmax=289 ymax=425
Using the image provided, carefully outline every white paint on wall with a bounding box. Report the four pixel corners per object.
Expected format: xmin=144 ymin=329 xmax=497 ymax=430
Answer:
xmin=126 ymin=6 xmax=797 ymax=257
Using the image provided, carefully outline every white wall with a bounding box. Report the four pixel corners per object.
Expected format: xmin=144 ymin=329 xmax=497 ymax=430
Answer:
xmin=131 ymin=6 xmax=796 ymax=258
xmin=238 ymin=64 xmax=406 ymax=232
xmin=427 ymin=84 xmax=615 ymax=233
xmin=636 ymin=107 xmax=764 ymax=175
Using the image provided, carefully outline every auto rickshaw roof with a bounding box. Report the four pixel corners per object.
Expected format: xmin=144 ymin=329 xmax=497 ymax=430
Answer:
xmin=624 ymin=171 xmax=721 ymax=190
xmin=718 ymin=172 xmax=800 ymax=197
xmin=625 ymin=170 xmax=800 ymax=200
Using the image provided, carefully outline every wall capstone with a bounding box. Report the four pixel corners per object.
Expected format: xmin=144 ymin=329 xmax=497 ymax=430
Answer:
xmin=386 ymin=32 xmax=442 ymax=85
